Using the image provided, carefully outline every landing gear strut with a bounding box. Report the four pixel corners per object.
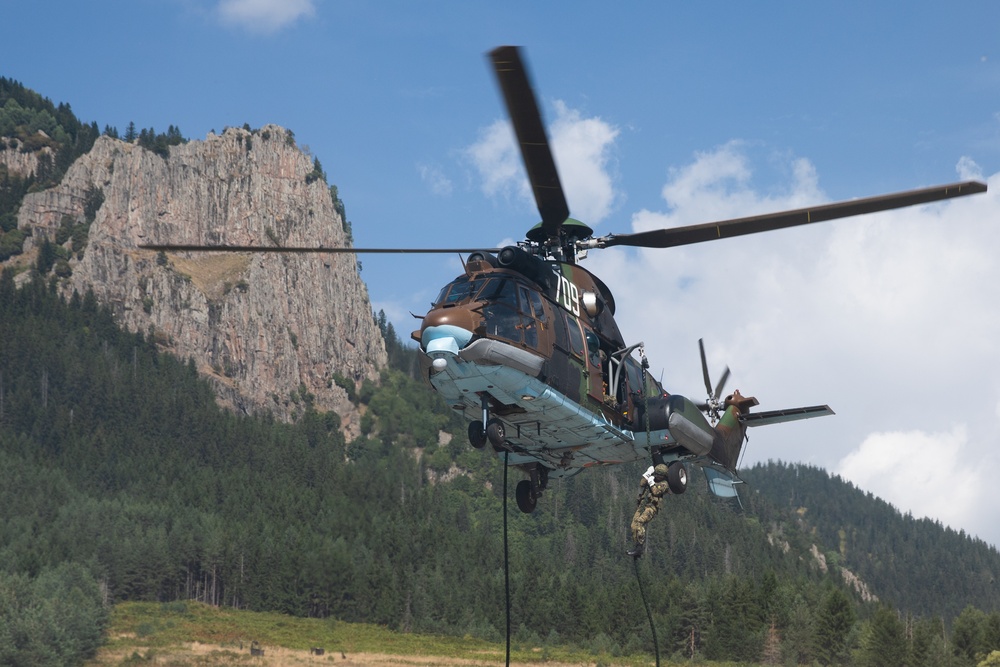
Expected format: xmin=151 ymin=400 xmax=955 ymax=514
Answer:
xmin=466 ymin=394 xmax=548 ymax=513
xmin=467 ymin=394 xmax=509 ymax=452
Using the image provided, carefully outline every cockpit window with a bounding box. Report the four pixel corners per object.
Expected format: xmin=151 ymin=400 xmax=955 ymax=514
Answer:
xmin=528 ymin=290 xmax=546 ymax=322
xmin=435 ymin=277 xmax=488 ymax=306
xmin=477 ymin=278 xmax=518 ymax=307
xmin=564 ymin=312 xmax=585 ymax=358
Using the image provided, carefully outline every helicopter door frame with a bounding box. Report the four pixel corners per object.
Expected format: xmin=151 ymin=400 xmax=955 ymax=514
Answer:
xmin=608 ymin=342 xmax=644 ymax=410
xmin=561 ymin=311 xmax=589 ymax=404
xmin=582 ymin=328 xmax=605 ymax=405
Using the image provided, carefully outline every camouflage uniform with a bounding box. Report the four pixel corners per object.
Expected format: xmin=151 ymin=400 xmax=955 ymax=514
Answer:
xmin=628 ymin=465 xmax=670 ymax=557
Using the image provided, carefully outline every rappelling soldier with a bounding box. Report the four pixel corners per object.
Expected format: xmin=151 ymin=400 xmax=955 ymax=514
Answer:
xmin=627 ymin=464 xmax=670 ymax=558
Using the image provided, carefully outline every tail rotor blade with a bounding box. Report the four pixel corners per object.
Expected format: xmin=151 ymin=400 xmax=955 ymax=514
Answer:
xmin=699 ymin=338 xmax=713 ymax=397
xmin=714 ymin=366 xmax=731 ymax=401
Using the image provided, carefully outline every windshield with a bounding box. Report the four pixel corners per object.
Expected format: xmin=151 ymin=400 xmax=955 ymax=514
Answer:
xmin=434 ymin=277 xmax=489 ymax=306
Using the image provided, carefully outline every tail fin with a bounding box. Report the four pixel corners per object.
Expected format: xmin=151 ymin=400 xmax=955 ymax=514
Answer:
xmin=708 ymin=390 xmax=757 ymax=471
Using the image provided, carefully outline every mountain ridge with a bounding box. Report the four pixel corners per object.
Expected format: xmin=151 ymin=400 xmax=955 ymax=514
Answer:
xmin=3 ymin=118 xmax=386 ymax=425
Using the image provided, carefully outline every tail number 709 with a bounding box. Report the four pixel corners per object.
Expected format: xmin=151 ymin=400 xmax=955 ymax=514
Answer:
xmin=553 ymin=269 xmax=580 ymax=317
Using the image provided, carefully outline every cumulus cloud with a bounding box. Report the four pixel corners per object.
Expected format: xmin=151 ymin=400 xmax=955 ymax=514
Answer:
xmin=464 ymin=119 xmax=530 ymax=203
xmin=418 ymin=163 xmax=454 ymax=197
xmin=835 ymin=427 xmax=985 ymax=532
xmin=464 ymin=102 xmax=619 ymax=225
xmin=585 ymin=145 xmax=1000 ymax=546
xmin=217 ymin=0 xmax=315 ymax=33
xmin=548 ymin=101 xmax=620 ymax=224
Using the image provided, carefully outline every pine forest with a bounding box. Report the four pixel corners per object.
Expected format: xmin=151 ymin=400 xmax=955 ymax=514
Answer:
xmin=2 ymin=76 xmax=1000 ymax=667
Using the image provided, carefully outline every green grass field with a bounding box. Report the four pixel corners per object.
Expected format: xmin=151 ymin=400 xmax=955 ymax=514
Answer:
xmin=86 ymin=601 xmax=671 ymax=666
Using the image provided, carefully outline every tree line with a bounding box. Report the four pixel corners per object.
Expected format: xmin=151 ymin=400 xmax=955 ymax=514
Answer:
xmin=3 ymin=269 xmax=1000 ymax=665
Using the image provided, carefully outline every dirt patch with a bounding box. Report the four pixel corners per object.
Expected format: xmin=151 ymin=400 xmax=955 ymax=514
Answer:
xmin=170 ymin=253 xmax=252 ymax=301
xmin=89 ymin=641 xmax=613 ymax=666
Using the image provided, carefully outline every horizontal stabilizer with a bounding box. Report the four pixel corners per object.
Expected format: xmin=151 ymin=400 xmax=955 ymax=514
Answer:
xmin=703 ymin=467 xmax=742 ymax=499
xmin=742 ymin=404 xmax=834 ymax=427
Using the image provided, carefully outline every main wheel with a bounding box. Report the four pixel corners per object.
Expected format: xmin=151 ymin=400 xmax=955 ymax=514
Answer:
xmin=667 ymin=462 xmax=688 ymax=495
xmin=486 ymin=419 xmax=506 ymax=449
xmin=515 ymin=480 xmax=537 ymax=513
xmin=468 ymin=421 xmax=486 ymax=449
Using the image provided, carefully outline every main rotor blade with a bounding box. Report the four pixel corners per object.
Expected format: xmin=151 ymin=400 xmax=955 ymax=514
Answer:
xmin=489 ymin=46 xmax=569 ymax=239
xmin=139 ymin=244 xmax=501 ymax=254
xmin=600 ymin=180 xmax=987 ymax=250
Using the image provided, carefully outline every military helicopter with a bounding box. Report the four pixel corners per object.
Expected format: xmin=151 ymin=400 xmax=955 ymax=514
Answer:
xmin=143 ymin=46 xmax=987 ymax=513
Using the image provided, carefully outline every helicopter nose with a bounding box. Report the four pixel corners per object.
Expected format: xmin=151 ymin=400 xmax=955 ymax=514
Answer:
xmin=421 ymin=324 xmax=473 ymax=357
xmin=419 ymin=307 xmax=477 ymax=360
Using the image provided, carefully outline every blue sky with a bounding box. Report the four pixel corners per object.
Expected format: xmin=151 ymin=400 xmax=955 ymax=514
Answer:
xmin=5 ymin=1 xmax=1000 ymax=548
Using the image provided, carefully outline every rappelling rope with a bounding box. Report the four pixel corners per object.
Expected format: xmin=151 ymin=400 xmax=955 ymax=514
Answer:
xmin=635 ymin=350 xmax=661 ymax=667
xmin=633 ymin=550 xmax=661 ymax=667
xmin=503 ymin=450 xmax=511 ymax=667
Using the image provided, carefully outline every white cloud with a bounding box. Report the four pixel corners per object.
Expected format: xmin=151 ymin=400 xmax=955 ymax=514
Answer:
xmin=643 ymin=140 xmax=824 ymax=229
xmin=464 ymin=119 xmax=529 ymax=203
xmin=418 ymin=163 xmax=453 ymax=197
xmin=585 ymin=144 xmax=1000 ymax=546
xmin=464 ymin=102 xmax=619 ymax=225
xmin=217 ymin=0 xmax=315 ymax=33
xmin=957 ymin=155 xmax=984 ymax=181
xmin=835 ymin=427 xmax=986 ymax=532
xmin=549 ymin=101 xmax=620 ymax=224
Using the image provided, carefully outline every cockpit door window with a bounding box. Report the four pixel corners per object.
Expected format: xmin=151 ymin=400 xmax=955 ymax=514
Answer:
xmin=564 ymin=312 xmax=585 ymax=358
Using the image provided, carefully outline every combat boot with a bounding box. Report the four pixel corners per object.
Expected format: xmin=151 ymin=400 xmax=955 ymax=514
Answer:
xmin=627 ymin=542 xmax=644 ymax=558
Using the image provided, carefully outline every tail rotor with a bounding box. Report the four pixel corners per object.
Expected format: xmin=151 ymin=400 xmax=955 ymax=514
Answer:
xmin=697 ymin=339 xmax=730 ymax=423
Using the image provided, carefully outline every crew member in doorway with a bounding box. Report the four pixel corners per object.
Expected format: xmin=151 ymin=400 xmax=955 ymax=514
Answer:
xmin=628 ymin=464 xmax=670 ymax=558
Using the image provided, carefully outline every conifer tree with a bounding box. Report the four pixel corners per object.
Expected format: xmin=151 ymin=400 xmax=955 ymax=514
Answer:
xmin=814 ymin=587 xmax=856 ymax=665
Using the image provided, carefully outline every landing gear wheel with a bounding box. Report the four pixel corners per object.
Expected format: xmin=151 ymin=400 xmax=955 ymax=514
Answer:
xmin=515 ymin=480 xmax=537 ymax=513
xmin=667 ymin=462 xmax=688 ymax=495
xmin=486 ymin=419 xmax=506 ymax=450
xmin=468 ymin=421 xmax=486 ymax=449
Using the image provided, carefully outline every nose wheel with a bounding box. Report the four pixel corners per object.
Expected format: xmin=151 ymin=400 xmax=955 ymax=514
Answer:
xmin=468 ymin=420 xmax=487 ymax=449
xmin=466 ymin=418 xmax=507 ymax=451
xmin=468 ymin=393 xmax=508 ymax=451
xmin=486 ymin=419 xmax=506 ymax=450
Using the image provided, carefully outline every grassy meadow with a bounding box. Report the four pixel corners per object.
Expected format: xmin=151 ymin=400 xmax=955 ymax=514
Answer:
xmin=86 ymin=601 xmax=673 ymax=666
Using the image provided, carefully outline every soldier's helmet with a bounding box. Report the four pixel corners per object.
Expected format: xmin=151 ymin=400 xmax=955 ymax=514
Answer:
xmin=653 ymin=464 xmax=669 ymax=479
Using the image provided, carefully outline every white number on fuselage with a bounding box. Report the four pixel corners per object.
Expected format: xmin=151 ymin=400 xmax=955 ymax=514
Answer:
xmin=553 ymin=269 xmax=580 ymax=316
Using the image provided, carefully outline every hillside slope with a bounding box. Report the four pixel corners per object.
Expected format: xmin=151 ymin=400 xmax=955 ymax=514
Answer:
xmin=743 ymin=461 xmax=1000 ymax=620
xmin=6 ymin=273 xmax=1000 ymax=666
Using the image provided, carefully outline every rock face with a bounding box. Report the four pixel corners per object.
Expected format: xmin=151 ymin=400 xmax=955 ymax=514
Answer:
xmin=13 ymin=125 xmax=387 ymax=423
xmin=1 ymin=139 xmax=52 ymax=176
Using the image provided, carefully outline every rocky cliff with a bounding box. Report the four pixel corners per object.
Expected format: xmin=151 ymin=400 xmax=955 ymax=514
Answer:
xmin=9 ymin=125 xmax=387 ymax=424
xmin=1 ymin=138 xmax=52 ymax=176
